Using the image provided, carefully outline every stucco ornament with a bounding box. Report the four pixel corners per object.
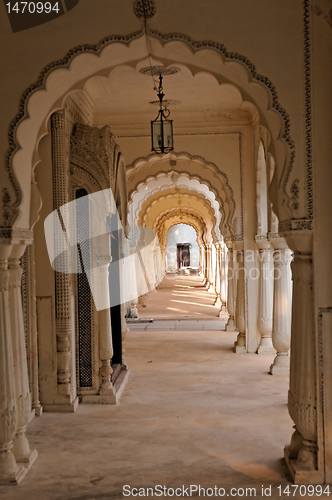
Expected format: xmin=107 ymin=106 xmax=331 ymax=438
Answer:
xmin=133 ymin=0 xmax=156 ymax=20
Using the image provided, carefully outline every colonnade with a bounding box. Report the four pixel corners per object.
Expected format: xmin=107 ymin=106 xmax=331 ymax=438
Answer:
xmin=0 ymin=238 xmax=37 ymax=485
xmin=224 ymin=237 xmax=292 ymax=368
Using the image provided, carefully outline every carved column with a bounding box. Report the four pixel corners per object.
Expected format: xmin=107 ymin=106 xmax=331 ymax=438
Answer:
xmin=94 ymin=261 xmax=114 ymax=399
xmin=205 ymin=244 xmax=212 ymax=290
xmin=51 ymin=111 xmax=77 ymax=409
xmin=284 ymin=247 xmax=318 ymax=481
xmin=234 ymin=249 xmax=246 ymax=353
xmin=226 ymin=244 xmax=237 ymax=332
xmin=213 ymin=243 xmax=222 ymax=306
xmin=270 ymin=242 xmax=292 ymax=373
xmin=203 ymin=245 xmax=208 ymax=285
xmin=98 ymin=308 xmax=115 ymax=398
xmin=127 ymin=233 xmax=139 ymax=318
xmin=219 ymin=243 xmax=227 ymax=315
xmin=0 ymin=247 xmax=26 ymax=485
xmin=199 ymin=244 xmax=204 ymax=276
xmin=200 ymin=245 xmax=206 ymax=279
xmin=8 ymin=250 xmax=37 ymax=468
xmin=256 ymin=238 xmax=275 ymax=354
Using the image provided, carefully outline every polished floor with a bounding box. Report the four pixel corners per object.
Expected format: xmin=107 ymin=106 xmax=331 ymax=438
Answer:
xmin=0 ymin=274 xmax=296 ymax=500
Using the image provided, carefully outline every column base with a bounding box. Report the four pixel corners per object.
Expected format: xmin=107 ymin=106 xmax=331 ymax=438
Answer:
xmin=269 ymin=354 xmax=290 ymax=374
xmin=214 ymin=296 xmax=222 ymax=307
xmin=234 ymin=341 xmax=246 ymax=354
xmin=81 ymin=369 xmax=130 ymax=405
xmin=256 ymin=336 xmax=275 ymax=355
xmin=43 ymin=396 xmax=79 ymax=413
xmin=284 ymin=447 xmax=323 ymax=485
xmin=219 ymin=309 xmax=228 ymax=319
xmin=16 ymin=448 xmax=38 ymax=468
xmin=0 ymin=450 xmax=28 ymax=486
xmin=33 ymin=405 xmax=43 ymax=417
xmin=0 ymin=466 xmax=27 ymax=486
xmin=226 ymin=318 xmax=237 ymax=332
xmin=256 ymin=346 xmax=276 ymax=355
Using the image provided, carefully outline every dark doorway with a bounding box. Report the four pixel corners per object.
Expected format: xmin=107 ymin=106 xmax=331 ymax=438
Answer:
xmin=108 ymin=211 xmax=123 ymax=383
xmin=177 ymin=243 xmax=191 ymax=269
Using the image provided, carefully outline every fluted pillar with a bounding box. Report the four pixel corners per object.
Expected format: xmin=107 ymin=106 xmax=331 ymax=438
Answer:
xmin=225 ymin=245 xmax=237 ymax=332
xmin=256 ymin=239 xmax=275 ymax=354
xmin=8 ymin=250 xmax=38 ymax=467
xmin=234 ymin=249 xmax=246 ymax=353
xmin=284 ymin=249 xmax=318 ymax=481
xmin=270 ymin=243 xmax=292 ymax=373
xmin=51 ymin=111 xmax=77 ymax=410
xmin=0 ymin=247 xmax=27 ymax=485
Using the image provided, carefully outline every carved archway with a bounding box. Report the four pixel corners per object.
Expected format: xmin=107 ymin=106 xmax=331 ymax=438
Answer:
xmin=4 ymin=31 xmax=293 ymax=228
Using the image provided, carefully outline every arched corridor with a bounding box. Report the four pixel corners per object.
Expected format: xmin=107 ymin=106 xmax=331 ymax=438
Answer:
xmin=1 ymin=0 xmax=332 ymax=492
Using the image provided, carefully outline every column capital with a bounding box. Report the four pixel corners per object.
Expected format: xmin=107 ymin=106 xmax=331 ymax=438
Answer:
xmin=255 ymin=235 xmax=272 ymax=250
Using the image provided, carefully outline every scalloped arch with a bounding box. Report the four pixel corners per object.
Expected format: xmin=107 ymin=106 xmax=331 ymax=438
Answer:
xmin=6 ymin=29 xmax=292 ymax=227
xmin=128 ymin=170 xmax=224 ymax=239
xmin=156 ymin=209 xmax=207 ymax=248
xmin=127 ymin=151 xmax=235 ymax=238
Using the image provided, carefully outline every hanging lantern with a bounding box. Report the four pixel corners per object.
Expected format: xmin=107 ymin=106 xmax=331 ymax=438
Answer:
xmin=151 ymin=74 xmax=174 ymax=154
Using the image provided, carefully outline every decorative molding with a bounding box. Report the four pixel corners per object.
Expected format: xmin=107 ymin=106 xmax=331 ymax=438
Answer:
xmin=133 ymin=0 xmax=156 ymax=19
xmin=279 ymin=219 xmax=313 ymax=233
xmin=0 ymin=228 xmax=33 ymax=243
xmin=289 ymin=179 xmax=300 ymax=213
xmin=5 ymin=30 xmax=143 ymax=225
xmin=303 ymin=0 xmax=313 ymax=220
xmin=267 ymin=232 xmax=280 ymax=240
xmin=2 ymin=188 xmax=12 ymax=226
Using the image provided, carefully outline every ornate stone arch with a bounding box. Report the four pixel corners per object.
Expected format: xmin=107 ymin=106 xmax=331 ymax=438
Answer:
xmin=127 ymin=151 xmax=235 ymax=239
xmin=155 ymin=208 xmax=207 ymax=250
xmin=4 ymin=30 xmax=295 ymax=228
